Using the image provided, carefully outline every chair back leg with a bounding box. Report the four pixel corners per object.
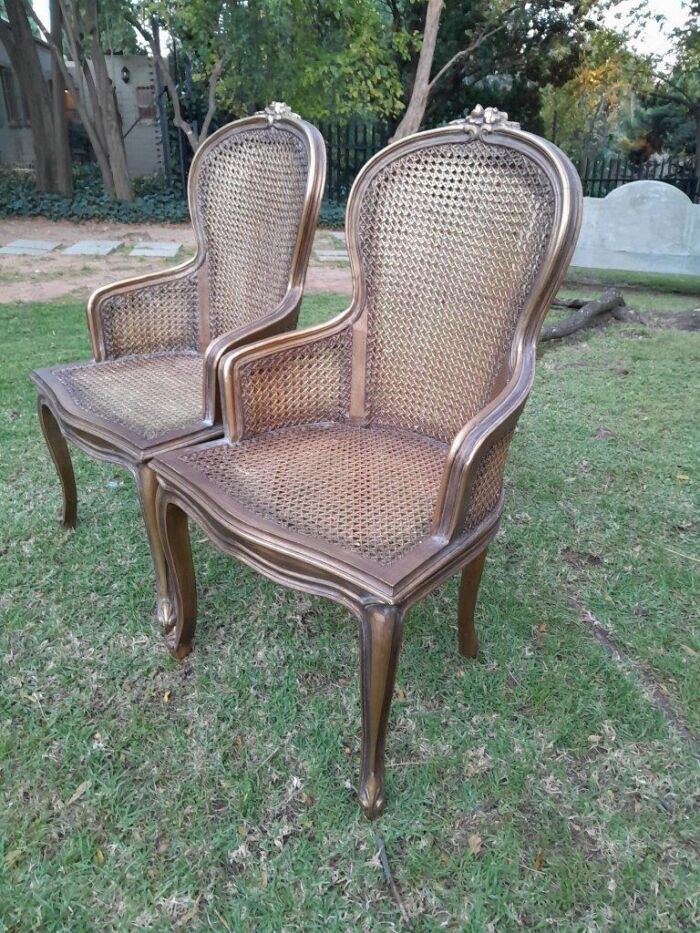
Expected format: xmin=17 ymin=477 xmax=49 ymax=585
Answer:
xmin=457 ymin=549 xmax=487 ymax=659
xmin=37 ymin=398 xmax=77 ymax=529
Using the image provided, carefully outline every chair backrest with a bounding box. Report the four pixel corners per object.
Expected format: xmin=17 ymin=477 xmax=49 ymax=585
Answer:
xmin=189 ymin=103 xmax=326 ymax=344
xmin=346 ymin=105 xmax=582 ymax=443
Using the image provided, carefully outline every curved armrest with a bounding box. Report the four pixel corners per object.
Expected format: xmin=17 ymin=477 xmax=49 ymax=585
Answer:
xmin=87 ymin=257 xmax=202 ymax=361
xmin=218 ymin=305 xmax=357 ymax=441
xmin=432 ymin=344 xmax=536 ymax=541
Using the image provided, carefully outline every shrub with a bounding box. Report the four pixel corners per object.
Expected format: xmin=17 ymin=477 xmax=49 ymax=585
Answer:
xmin=0 ymin=165 xmax=189 ymax=224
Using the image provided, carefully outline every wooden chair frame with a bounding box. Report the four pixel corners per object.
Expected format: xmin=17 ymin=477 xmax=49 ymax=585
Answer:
xmin=30 ymin=105 xmax=326 ymax=624
xmin=151 ymin=106 xmax=582 ymax=818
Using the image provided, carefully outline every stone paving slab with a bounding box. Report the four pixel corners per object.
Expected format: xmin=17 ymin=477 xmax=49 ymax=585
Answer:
xmin=315 ymin=249 xmax=349 ymax=262
xmin=0 ymin=239 xmax=60 ymax=255
xmin=62 ymin=240 xmax=123 ymax=256
xmin=130 ymin=242 xmax=181 ymax=258
xmin=331 ymin=231 xmax=346 ymax=242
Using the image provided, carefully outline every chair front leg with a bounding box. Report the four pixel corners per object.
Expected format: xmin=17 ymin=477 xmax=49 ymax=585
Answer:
xmin=358 ymin=604 xmax=404 ymax=820
xmin=457 ymin=549 xmax=487 ymax=658
xmin=37 ymin=398 xmax=77 ymax=528
xmin=155 ymin=485 xmax=197 ymax=659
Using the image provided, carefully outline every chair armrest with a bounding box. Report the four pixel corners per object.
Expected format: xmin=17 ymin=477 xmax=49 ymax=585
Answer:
xmin=432 ymin=345 xmax=536 ymax=542
xmin=87 ymin=258 xmax=202 ymax=361
xmin=218 ymin=307 xmax=356 ymax=440
xmin=201 ymin=286 xmax=304 ymax=423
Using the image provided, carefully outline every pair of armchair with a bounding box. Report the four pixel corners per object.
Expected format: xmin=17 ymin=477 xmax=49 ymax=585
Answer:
xmin=32 ymin=103 xmax=582 ymax=819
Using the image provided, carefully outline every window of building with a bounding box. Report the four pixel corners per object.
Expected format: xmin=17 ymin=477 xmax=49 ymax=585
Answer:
xmin=0 ymin=66 xmax=27 ymax=127
xmin=136 ymin=85 xmax=156 ymax=121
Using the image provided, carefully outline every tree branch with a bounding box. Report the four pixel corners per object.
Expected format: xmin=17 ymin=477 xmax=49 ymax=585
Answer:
xmin=200 ymin=55 xmax=228 ymax=141
xmin=427 ymin=8 xmax=517 ymax=92
xmin=124 ymin=11 xmax=202 ymax=151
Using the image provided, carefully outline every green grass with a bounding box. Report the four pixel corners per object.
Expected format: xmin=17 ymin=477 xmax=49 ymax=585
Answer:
xmin=566 ymin=266 xmax=700 ymax=296
xmin=0 ymin=293 xmax=698 ymax=931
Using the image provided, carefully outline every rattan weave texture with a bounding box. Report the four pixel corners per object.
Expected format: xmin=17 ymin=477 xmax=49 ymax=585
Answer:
xmin=237 ymin=329 xmax=354 ymax=436
xmin=464 ymin=433 xmax=513 ymax=531
xmin=184 ymin=422 xmax=448 ymax=564
xmin=197 ymin=127 xmax=309 ymax=340
xmin=358 ymin=140 xmax=555 ymax=443
xmin=100 ymin=270 xmax=200 ymax=360
xmin=54 ymin=352 xmax=204 ymax=440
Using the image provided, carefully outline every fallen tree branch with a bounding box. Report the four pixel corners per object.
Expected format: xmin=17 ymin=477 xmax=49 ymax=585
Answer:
xmin=541 ymin=288 xmax=646 ymax=341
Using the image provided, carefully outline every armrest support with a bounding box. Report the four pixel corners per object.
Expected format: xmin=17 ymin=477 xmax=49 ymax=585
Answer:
xmin=87 ymin=258 xmax=202 ymax=361
xmin=202 ymin=286 xmax=304 ymax=423
xmin=432 ymin=344 xmax=536 ymax=541
xmin=219 ymin=308 xmax=356 ymax=441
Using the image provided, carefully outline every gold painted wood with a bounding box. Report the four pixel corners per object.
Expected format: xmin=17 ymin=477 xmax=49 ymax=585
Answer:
xmin=31 ymin=107 xmax=326 ymax=621
xmin=151 ymin=106 xmax=583 ymax=818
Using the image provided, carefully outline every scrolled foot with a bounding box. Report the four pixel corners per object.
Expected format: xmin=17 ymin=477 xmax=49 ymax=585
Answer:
xmin=358 ymin=772 xmax=385 ymax=820
xmin=158 ymin=596 xmax=175 ymax=633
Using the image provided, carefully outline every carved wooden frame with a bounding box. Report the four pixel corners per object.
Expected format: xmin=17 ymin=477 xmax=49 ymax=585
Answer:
xmin=156 ymin=106 xmax=583 ymax=819
xmin=31 ymin=106 xmax=327 ymax=623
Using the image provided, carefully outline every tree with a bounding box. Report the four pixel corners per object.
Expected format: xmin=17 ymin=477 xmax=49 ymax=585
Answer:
xmin=648 ymin=11 xmax=700 ymax=159
xmin=126 ymin=0 xmax=405 ymax=153
xmin=23 ymin=0 xmax=134 ymax=201
xmin=540 ymin=29 xmax=649 ymax=163
xmin=0 ymin=0 xmax=72 ymax=194
xmin=387 ymin=0 xmax=609 ymax=141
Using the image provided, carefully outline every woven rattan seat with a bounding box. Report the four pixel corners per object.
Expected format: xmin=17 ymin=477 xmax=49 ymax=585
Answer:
xmin=183 ymin=422 xmax=448 ymax=564
xmin=151 ymin=106 xmax=582 ymax=820
xmin=32 ymin=105 xmax=325 ymax=621
xmin=52 ymin=353 xmax=205 ymax=441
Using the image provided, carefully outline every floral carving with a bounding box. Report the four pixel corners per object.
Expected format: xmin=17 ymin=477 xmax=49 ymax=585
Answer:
xmin=256 ymin=101 xmax=300 ymax=125
xmin=450 ymin=104 xmax=520 ymax=133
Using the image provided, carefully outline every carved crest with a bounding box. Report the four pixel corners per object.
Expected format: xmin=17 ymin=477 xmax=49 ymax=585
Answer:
xmin=450 ymin=104 xmax=520 ymax=133
xmin=256 ymin=101 xmax=300 ymax=125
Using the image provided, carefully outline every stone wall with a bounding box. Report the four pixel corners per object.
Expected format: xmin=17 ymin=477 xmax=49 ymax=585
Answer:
xmin=571 ymin=180 xmax=700 ymax=276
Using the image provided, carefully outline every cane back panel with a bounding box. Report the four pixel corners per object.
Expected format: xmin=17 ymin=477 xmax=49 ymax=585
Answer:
xmin=196 ymin=126 xmax=310 ymax=340
xmin=96 ymin=122 xmax=312 ymax=360
xmin=357 ymin=139 xmax=556 ymax=444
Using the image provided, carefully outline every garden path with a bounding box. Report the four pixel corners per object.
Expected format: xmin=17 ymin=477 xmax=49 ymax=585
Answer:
xmin=0 ymin=218 xmax=352 ymax=303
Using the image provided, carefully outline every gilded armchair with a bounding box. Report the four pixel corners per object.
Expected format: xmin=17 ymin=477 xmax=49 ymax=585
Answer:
xmin=151 ymin=106 xmax=582 ymax=818
xmin=31 ymin=104 xmax=325 ymax=624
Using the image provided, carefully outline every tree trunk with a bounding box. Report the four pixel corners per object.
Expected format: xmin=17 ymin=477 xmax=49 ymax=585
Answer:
xmin=84 ymin=0 xmax=134 ymax=201
xmin=2 ymin=0 xmax=70 ymax=193
xmin=391 ymin=0 xmax=444 ymax=141
xmin=50 ymin=0 xmax=72 ymax=195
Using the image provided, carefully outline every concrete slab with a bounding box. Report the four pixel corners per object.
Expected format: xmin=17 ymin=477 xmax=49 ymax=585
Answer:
xmin=62 ymin=240 xmax=123 ymax=256
xmin=129 ymin=241 xmax=181 ymax=258
xmin=330 ymin=231 xmax=346 ymax=243
xmin=315 ymin=249 xmax=349 ymax=262
xmin=0 ymin=239 xmax=60 ymax=255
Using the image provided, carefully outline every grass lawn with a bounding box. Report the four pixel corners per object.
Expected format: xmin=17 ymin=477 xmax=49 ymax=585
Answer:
xmin=1 ymin=290 xmax=698 ymax=931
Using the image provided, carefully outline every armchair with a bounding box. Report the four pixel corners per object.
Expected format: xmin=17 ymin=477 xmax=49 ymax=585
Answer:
xmin=151 ymin=105 xmax=582 ymax=818
xmin=31 ymin=104 xmax=326 ymax=624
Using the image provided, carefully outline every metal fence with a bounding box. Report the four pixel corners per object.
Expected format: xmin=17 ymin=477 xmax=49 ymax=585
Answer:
xmin=578 ymin=155 xmax=699 ymax=203
xmin=154 ymin=116 xmax=700 ymax=207
xmin=316 ymin=121 xmax=392 ymax=203
xmin=315 ymin=127 xmax=699 ymax=205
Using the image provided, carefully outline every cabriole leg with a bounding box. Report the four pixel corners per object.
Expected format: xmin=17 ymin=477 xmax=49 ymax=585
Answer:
xmin=156 ymin=486 xmax=197 ymax=660
xmin=37 ymin=398 xmax=77 ymax=528
xmin=358 ymin=604 xmax=404 ymax=820
xmin=458 ymin=549 xmax=487 ymax=659
xmin=136 ymin=464 xmax=172 ymax=626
